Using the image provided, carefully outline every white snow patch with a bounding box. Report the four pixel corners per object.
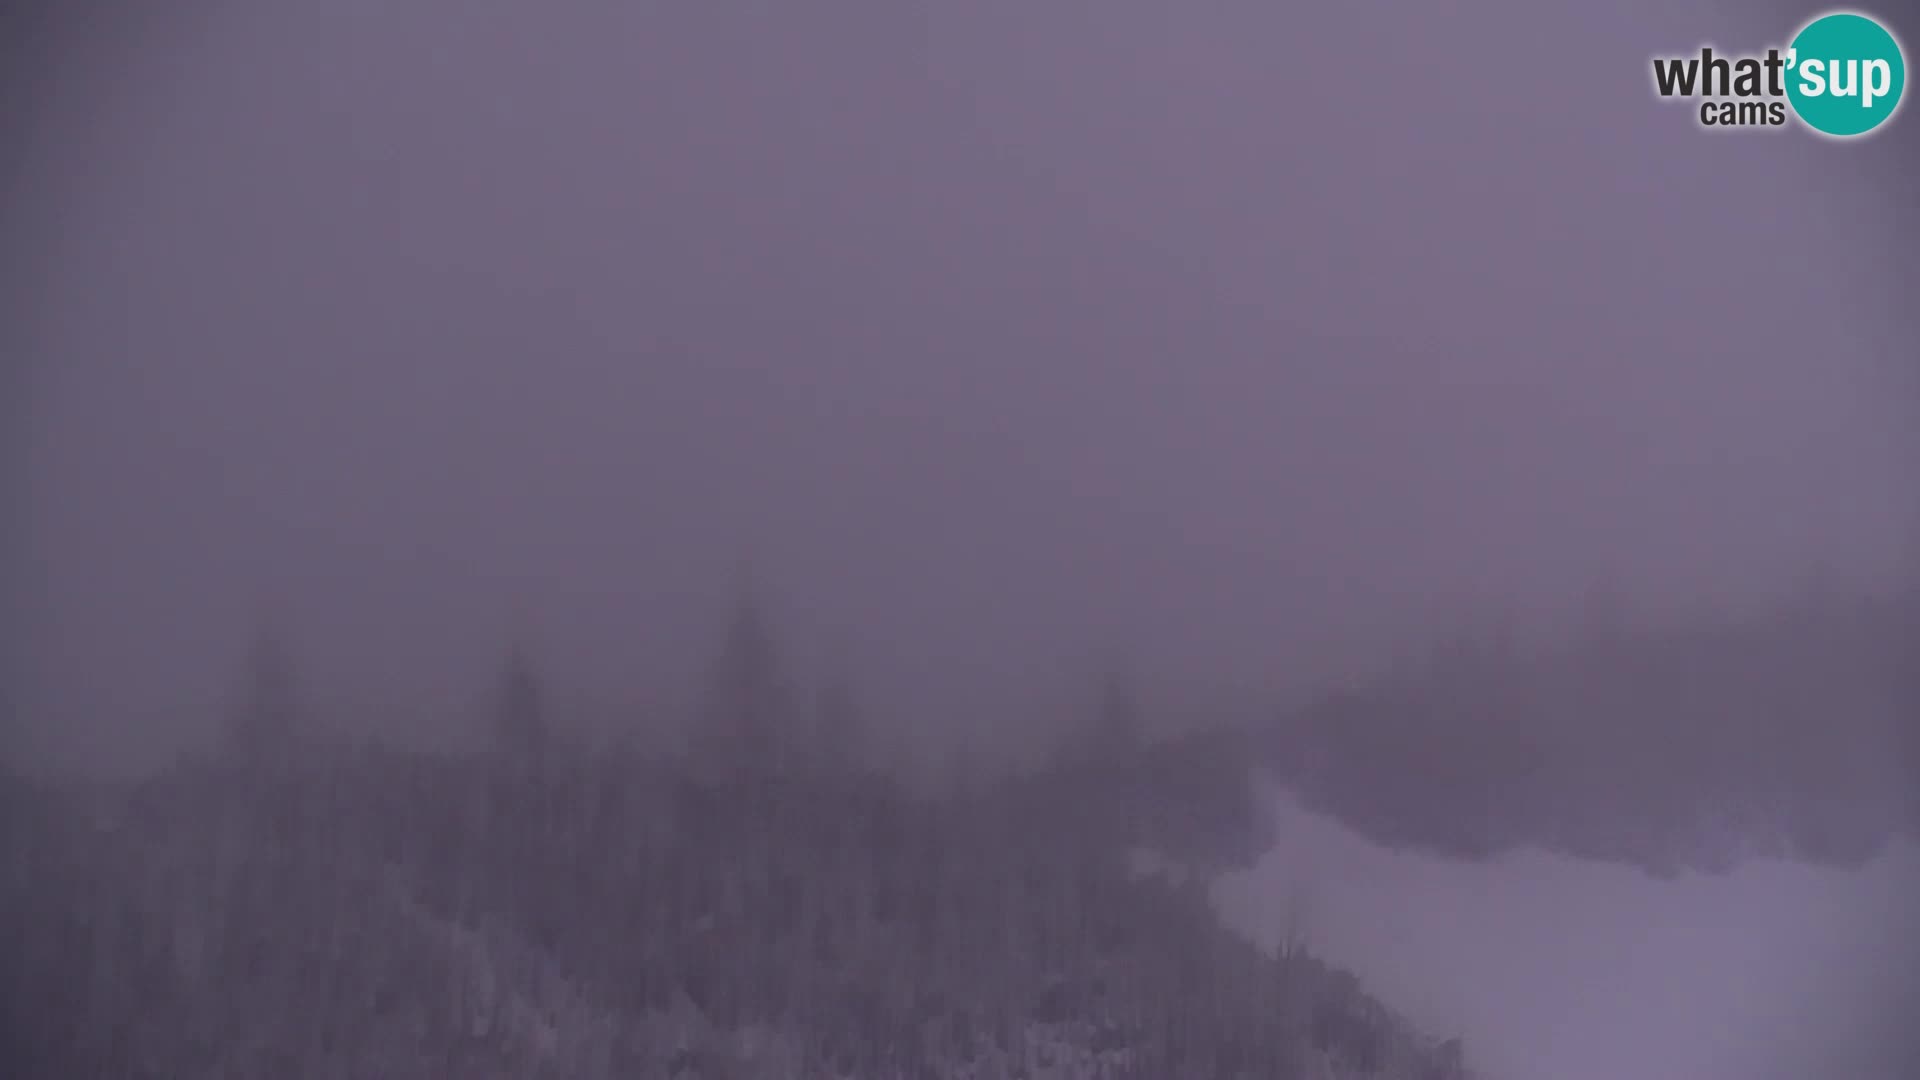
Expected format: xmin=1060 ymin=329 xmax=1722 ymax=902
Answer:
xmin=1215 ymin=784 xmax=1920 ymax=1080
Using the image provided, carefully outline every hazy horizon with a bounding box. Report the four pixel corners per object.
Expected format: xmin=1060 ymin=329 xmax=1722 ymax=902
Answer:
xmin=11 ymin=2 xmax=1917 ymax=778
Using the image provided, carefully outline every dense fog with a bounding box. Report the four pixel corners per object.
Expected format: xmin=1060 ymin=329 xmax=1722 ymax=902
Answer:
xmin=5 ymin=1 xmax=1917 ymax=1077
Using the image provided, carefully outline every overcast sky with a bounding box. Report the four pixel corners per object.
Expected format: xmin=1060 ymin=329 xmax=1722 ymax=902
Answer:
xmin=7 ymin=0 xmax=1917 ymax=772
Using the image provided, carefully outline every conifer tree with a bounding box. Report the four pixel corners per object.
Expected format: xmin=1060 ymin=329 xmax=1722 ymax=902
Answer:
xmin=1094 ymin=666 xmax=1143 ymax=758
xmin=812 ymin=671 xmax=866 ymax=776
xmin=697 ymin=578 xmax=792 ymax=775
xmin=226 ymin=621 xmax=300 ymax=760
xmin=494 ymin=639 xmax=546 ymax=761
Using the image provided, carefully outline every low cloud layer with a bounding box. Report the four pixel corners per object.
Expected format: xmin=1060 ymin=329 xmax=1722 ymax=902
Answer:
xmin=10 ymin=2 xmax=1917 ymax=776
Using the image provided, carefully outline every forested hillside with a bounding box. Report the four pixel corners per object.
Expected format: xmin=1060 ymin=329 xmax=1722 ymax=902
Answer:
xmin=0 ymin=738 xmax=1469 ymax=1079
xmin=1263 ymin=585 xmax=1920 ymax=875
xmin=0 ymin=589 xmax=1474 ymax=1078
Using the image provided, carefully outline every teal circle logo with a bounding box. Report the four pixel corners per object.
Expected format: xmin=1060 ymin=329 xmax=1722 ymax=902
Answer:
xmin=1786 ymin=12 xmax=1906 ymax=137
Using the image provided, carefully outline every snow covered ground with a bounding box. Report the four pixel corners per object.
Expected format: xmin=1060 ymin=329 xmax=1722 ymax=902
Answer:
xmin=1216 ymin=783 xmax=1920 ymax=1080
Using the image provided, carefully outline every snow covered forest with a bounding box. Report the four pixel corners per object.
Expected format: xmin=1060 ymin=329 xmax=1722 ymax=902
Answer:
xmin=1262 ymin=583 xmax=1920 ymax=877
xmin=0 ymin=592 xmax=1472 ymax=1080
